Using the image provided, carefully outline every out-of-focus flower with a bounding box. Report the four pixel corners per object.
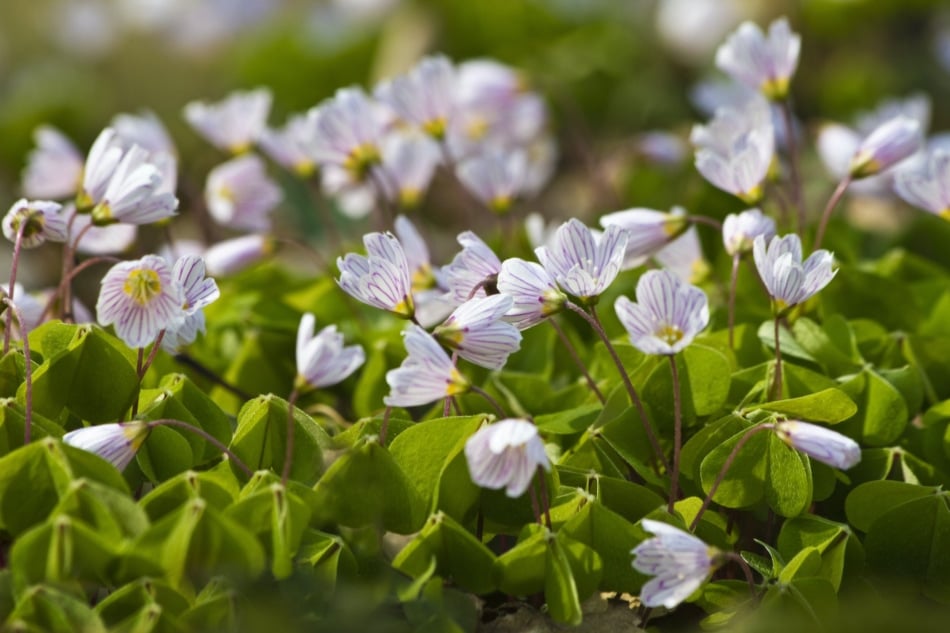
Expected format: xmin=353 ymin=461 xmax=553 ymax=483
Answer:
xmin=464 ymin=418 xmax=551 ymax=498
xmin=655 ymin=226 xmax=710 ymax=284
xmin=205 ymin=154 xmax=283 ymax=232
xmin=656 ymin=0 xmax=742 ymax=64
xmin=204 ymin=234 xmax=273 ymax=276
xmin=394 ymin=215 xmax=435 ymax=293
xmin=536 ymin=219 xmax=627 ymax=303
xmin=692 ymin=96 xmax=775 ymax=204
xmin=521 ymin=135 xmax=558 ymax=196
xmin=305 ymin=87 xmax=386 ymax=181
xmin=849 ymin=116 xmax=923 ymax=179
xmin=722 ymin=208 xmax=776 ymax=256
xmin=753 ymin=234 xmax=836 ymax=314
xmin=376 ymin=132 xmax=441 ymax=208
xmin=496 ymin=258 xmax=567 ymax=330
xmin=161 ymin=256 xmax=220 ymax=352
xmin=433 ymin=295 xmax=522 ymax=370
xmin=773 ymin=420 xmax=861 ymax=469
xmin=456 ymin=149 xmax=527 ymax=214
xmin=63 ymin=421 xmax=151 ymax=471
xmin=634 ymin=131 xmax=689 ymax=166
xmin=384 ymin=324 xmax=469 ymax=407
xmin=96 ymin=254 xmax=184 ymax=348
xmin=443 ymin=231 xmax=502 ymax=303
xmin=715 ymin=17 xmax=801 ymax=100
xmin=22 ymin=126 xmax=84 ymax=200
xmin=599 ymin=207 xmax=689 ymax=267
xmin=632 ymin=519 xmax=719 ymax=609
xmin=337 ymin=232 xmax=415 ymax=318
xmin=894 ymin=149 xmax=950 ymax=219
xmin=3 ymin=199 xmax=67 ymax=248
xmin=376 ymin=55 xmax=456 ymax=139
xmin=294 ymin=312 xmax=365 ymax=391
xmin=112 ymin=110 xmax=179 ymax=194
xmin=259 ymin=114 xmax=316 ymax=177
xmin=615 ymin=269 xmax=709 ymax=356
xmin=320 ymin=166 xmax=376 ymax=220
xmin=67 ymin=207 xmax=138 ymax=255
xmin=183 ymin=88 xmax=272 ymax=154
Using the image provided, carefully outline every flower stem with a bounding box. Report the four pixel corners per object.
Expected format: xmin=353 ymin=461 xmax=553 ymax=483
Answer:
xmin=780 ymin=98 xmax=806 ymax=235
xmin=4 ymin=299 xmax=32 ymax=444
xmin=721 ymin=551 xmax=759 ymax=599
xmin=379 ymin=405 xmax=393 ymax=445
xmin=282 ymin=387 xmax=300 ymax=485
xmin=668 ymin=355 xmax=683 ymax=513
xmin=60 ymin=221 xmax=96 ymax=323
xmin=535 ymin=467 xmax=552 ymax=529
xmin=728 ymin=252 xmax=741 ymax=349
xmin=148 ymin=418 xmax=253 ymax=477
xmin=3 ymin=221 xmax=27 ymax=355
xmin=548 ymin=317 xmax=605 ymax=403
xmin=814 ymin=174 xmax=852 ymax=251
xmin=39 ymin=256 xmax=121 ymax=323
xmin=687 ymin=215 xmax=723 ymax=231
xmin=469 ymin=384 xmax=507 ymax=418
xmin=444 ymin=351 xmax=459 ymax=417
xmin=131 ymin=330 xmax=166 ymax=418
xmin=771 ymin=316 xmax=783 ymax=401
xmin=565 ymin=301 xmax=670 ymax=472
xmin=689 ymin=424 xmax=774 ymax=532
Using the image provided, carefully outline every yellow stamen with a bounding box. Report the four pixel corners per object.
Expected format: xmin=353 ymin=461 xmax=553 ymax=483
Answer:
xmin=657 ymin=324 xmax=684 ymax=346
xmin=123 ymin=269 xmax=163 ymax=306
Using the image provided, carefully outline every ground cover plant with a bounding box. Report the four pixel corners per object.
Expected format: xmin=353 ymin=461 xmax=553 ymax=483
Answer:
xmin=4 ymin=2 xmax=950 ymax=632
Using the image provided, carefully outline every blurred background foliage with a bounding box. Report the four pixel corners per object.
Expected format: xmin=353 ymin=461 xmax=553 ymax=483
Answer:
xmin=1 ymin=0 xmax=949 ymax=254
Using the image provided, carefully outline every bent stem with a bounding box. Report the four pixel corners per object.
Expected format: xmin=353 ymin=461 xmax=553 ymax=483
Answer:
xmin=668 ymin=355 xmax=683 ymax=513
xmin=728 ymin=252 xmax=741 ymax=348
xmin=148 ymin=418 xmax=253 ymax=478
xmin=548 ymin=317 xmax=605 ymax=403
xmin=131 ymin=330 xmax=166 ymax=418
xmin=721 ymin=551 xmax=759 ymax=600
xmin=565 ymin=301 xmax=670 ymax=472
xmin=39 ymin=256 xmax=121 ymax=323
xmin=771 ymin=316 xmax=783 ymax=401
xmin=3 ymin=221 xmax=27 ymax=355
xmin=687 ymin=215 xmax=723 ymax=231
xmin=60 ymin=221 xmax=96 ymax=322
xmin=4 ymin=299 xmax=33 ymax=444
xmin=814 ymin=174 xmax=852 ymax=251
xmin=282 ymin=387 xmax=301 ymax=485
xmin=469 ymin=384 xmax=507 ymax=418
xmin=780 ymin=99 xmax=805 ymax=234
xmin=689 ymin=424 xmax=775 ymax=532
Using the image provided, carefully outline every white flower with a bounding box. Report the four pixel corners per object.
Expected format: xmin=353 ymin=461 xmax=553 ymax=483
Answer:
xmin=722 ymin=208 xmax=776 ymax=256
xmin=715 ymin=17 xmax=801 ymax=100
xmin=67 ymin=207 xmax=138 ymax=256
xmin=753 ymin=234 xmax=836 ymax=312
xmin=259 ymin=114 xmax=316 ymax=177
xmin=183 ymin=87 xmax=272 ymax=154
xmin=599 ymin=207 xmax=689 ymax=267
xmin=496 ymin=258 xmax=567 ymax=330
xmin=443 ymin=231 xmax=502 ymax=304
xmin=433 ymin=295 xmax=522 ymax=370
xmin=305 ymin=87 xmax=386 ymax=180
xmin=96 ymin=254 xmax=184 ymax=349
xmin=294 ymin=313 xmax=365 ymax=391
xmin=456 ymin=149 xmax=527 ymax=213
xmin=112 ymin=110 xmax=176 ymax=156
xmin=337 ymin=232 xmax=415 ymax=318
xmin=536 ymin=218 xmax=627 ymax=302
xmin=377 ymin=132 xmax=441 ymax=208
xmin=773 ymin=420 xmax=861 ymax=469
xmin=384 ymin=324 xmax=469 ymax=408
xmin=3 ymin=199 xmax=67 ymax=248
xmin=22 ymin=125 xmax=83 ymax=199
xmin=375 ymin=55 xmax=456 ymax=139
xmin=161 ymin=256 xmax=220 ymax=352
xmin=632 ymin=519 xmax=718 ymax=609
xmin=615 ymin=269 xmax=709 ymax=356
xmin=655 ymin=226 xmax=709 ymax=284
xmin=895 ymin=149 xmax=950 ymax=218
xmin=849 ymin=115 xmax=923 ymax=179
xmin=464 ymin=419 xmax=551 ymax=498
xmin=63 ymin=422 xmax=151 ymax=471
xmin=205 ymin=154 xmax=283 ymax=232
xmin=394 ymin=214 xmax=435 ymax=294
xmin=204 ymin=234 xmax=273 ymax=276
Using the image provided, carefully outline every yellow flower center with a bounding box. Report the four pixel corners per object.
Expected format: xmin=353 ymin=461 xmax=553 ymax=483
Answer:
xmin=760 ymin=76 xmax=789 ymax=101
xmin=445 ymin=368 xmax=469 ymax=396
xmin=941 ymin=208 xmax=950 ymax=221
xmin=123 ymin=269 xmax=163 ymax=306
xmin=423 ymin=117 xmax=447 ymax=140
xmin=392 ymin=294 xmax=415 ymax=319
xmin=466 ymin=116 xmax=490 ymax=141
xmin=344 ymin=144 xmax=382 ymax=181
xmin=657 ymin=324 xmax=684 ymax=346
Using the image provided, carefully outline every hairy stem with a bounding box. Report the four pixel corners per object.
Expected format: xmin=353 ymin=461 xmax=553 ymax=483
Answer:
xmin=548 ymin=317 xmax=605 ymax=403
xmin=668 ymin=355 xmax=683 ymax=513
xmin=4 ymin=299 xmax=33 ymax=444
xmin=469 ymin=384 xmax=507 ymax=418
xmin=3 ymin=221 xmax=27 ymax=355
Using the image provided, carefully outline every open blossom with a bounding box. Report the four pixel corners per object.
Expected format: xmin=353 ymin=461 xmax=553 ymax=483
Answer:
xmin=496 ymin=258 xmax=567 ymax=330
xmin=773 ymin=420 xmax=861 ymax=469
xmin=722 ymin=208 xmax=776 ymax=256
xmin=3 ymin=199 xmax=67 ymax=248
xmin=456 ymin=149 xmax=527 ymax=214
xmin=183 ymin=87 xmax=272 ymax=154
xmin=536 ymin=219 xmax=627 ymax=303
xmin=205 ymin=154 xmax=283 ymax=231
xmin=67 ymin=207 xmax=138 ymax=256
xmin=112 ymin=111 xmax=178 ymax=195
xmin=259 ymin=114 xmax=316 ymax=177
xmin=615 ymin=269 xmax=709 ymax=356
xmin=337 ymin=232 xmax=415 ymax=318
xmin=894 ymin=149 xmax=950 ymax=218
xmin=632 ymin=519 xmax=719 ymax=609
xmin=433 ymin=295 xmax=522 ymax=370
xmin=715 ymin=17 xmax=801 ymax=100
xmin=22 ymin=125 xmax=83 ymax=199
xmin=204 ymin=234 xmax=273 ymax=276
xmin=753 ymin=234 xmax=836 ymax=313
xmin=377 ymin=132 xmax=442 ymax=208
xmin=849 ymin=115 xmax=923 ymax=179
xmin=655 ymin=227 xmax=710 ymax=284
xmin=375 ymin=55 xmax=456 ymax=139
xmin=692 ymin=96 xmax=775 ymax=203
xmin=63 ymin=421 xmax=151 ymax=471
xmin=161 ymin=256 xmax=220 ymax=352
xmin=305 ymin=87 xmax=386 ymax=180
xmin=97 ymin=254 xmax=184 ymax=349
xmin=443 ymin=231 xmax=502 ymax=303
xmin=599 ymin=207 xmax=689 ymax=267
xmin=294 ymin=313 xmax=365 ymax=391
xmin=384 ymin=325 xmax=469 ymax=407
xmin=464 ymin=419 xmax=551 ymax=498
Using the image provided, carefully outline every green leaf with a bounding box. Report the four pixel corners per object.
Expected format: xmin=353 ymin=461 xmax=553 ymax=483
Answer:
xmin=758 ymin=320 xmax=817 ymax=364
xmin=7 ymin=584 xmax=107 ymax=633
xmin=0 ymin=398 xmax=64 ymax=454
xmin=95 ymin=578 xmax=190 ymax=628
xmin=791 ymin=316 xmax=863 ymax=377
xmin=139 ymin=469 xmax=239 ymax=522
xmin=755 ymin=388 xmax=857 ymax=424
xmin=681 ymin=414 xmax=749 ymax=483
xmin=297 ymin=529 xmax=358 ymax=595
xmin=777 ymin=515 xmax=863 ymax=591
xmin=777 ymin=546 xmax=822 ymax=584
xmin=352 ymin=338 xmax=392 ymax=418
xmin=493 ymin=524 xmax=548 ymax=596
xmin=52 ymin=478 xmax=148 ymax=541
xmin=642 ymin=344 xmax=731 ymax=430
xmin=136 ymin=425 xmax=194 ymax=483
xmin=699 ymin=426 xmax=769 ymax=509
xmin=764 ymin=432 xmax=812 ymax=518
xmin=838 ymin=370 xmax=908 ymax=445
xmin=561 ymin=499 xmax=643 ymax=594
xmin=0 ymin=350 xmax=32 ymax=398
xmin=534 ymin=404 xmax=601 ymax=434
xmin=845 ymin=480 xmax=938 ymax=532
